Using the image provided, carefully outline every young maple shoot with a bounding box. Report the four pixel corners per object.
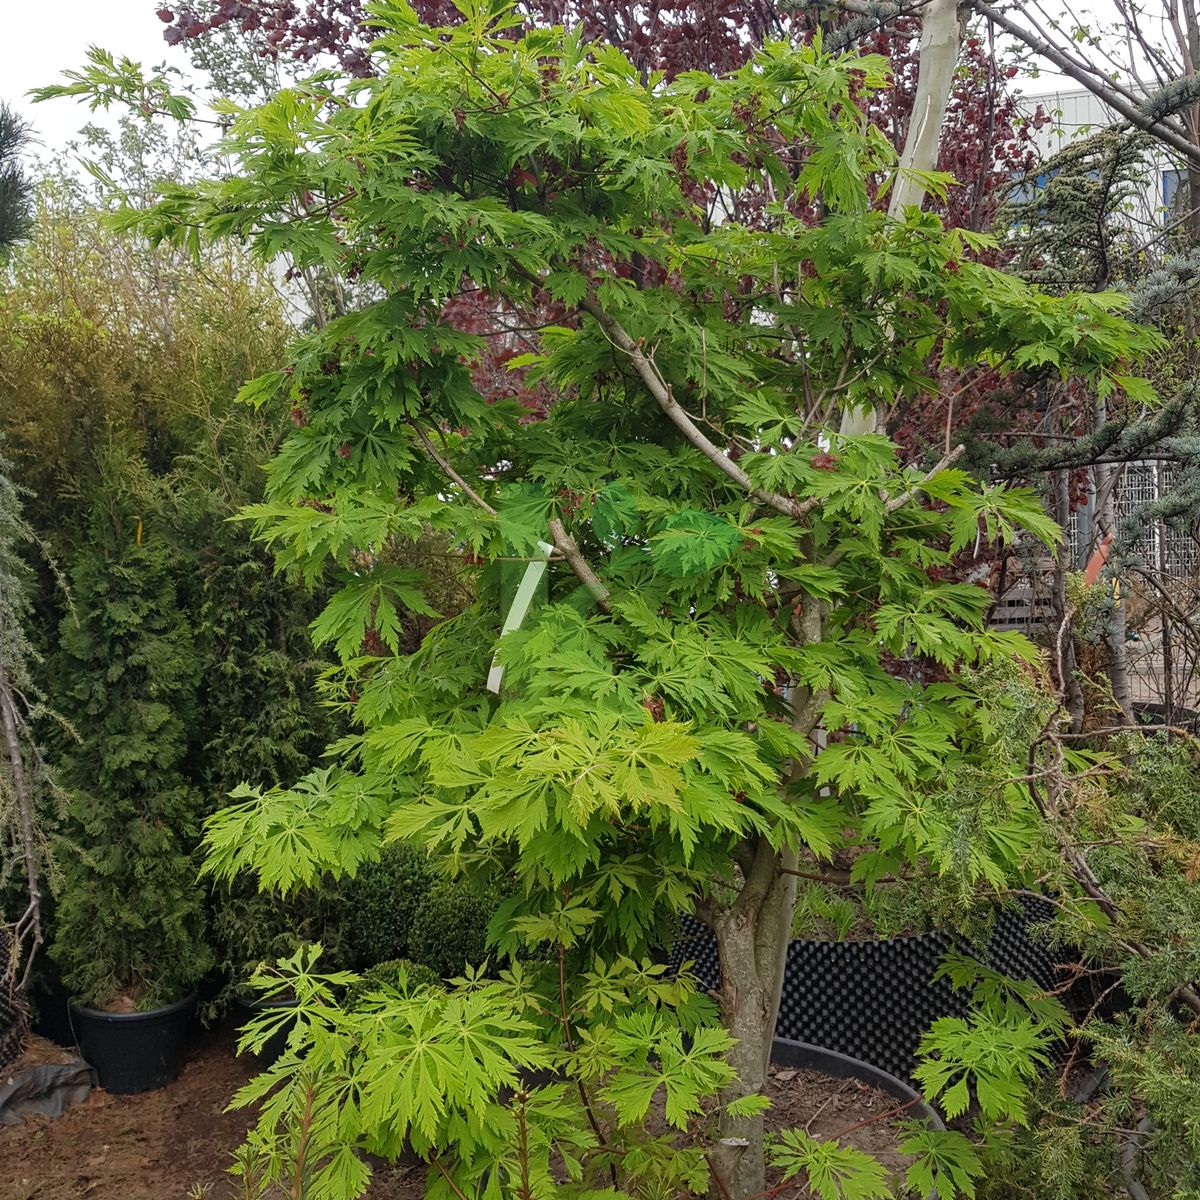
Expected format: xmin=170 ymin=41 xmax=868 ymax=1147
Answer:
xmin=52 ymin=0 xmax=1168 ymax=1194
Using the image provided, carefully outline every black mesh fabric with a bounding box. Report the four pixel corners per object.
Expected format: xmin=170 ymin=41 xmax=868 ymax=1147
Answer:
xmin=0 ymin=932 xmax=27 ymax=1073
xmin=669 ymin=898 xmax=1063 ymax=1082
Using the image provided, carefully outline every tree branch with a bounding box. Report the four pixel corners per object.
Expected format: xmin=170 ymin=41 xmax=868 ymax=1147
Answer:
xmin=412 ymin=423 xmax=497 ymax=516
xmin=970 ymin=0 xmax=1200 ymax=169
xmin=412 ymin=423 xmax=611 ymax=612
xmin=885 ymin=443 xmax=965 ymax=511
xmin=578 ymin=295 xmax=809 ymax=522
xmin=547 ymin=518 xmax=611 ymax=613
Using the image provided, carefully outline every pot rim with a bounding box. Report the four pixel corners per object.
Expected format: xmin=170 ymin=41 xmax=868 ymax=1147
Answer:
xmin=70 ymin=990 xmax=198 ymax=1023
xmin=234 ymin=990 xmax=298 ymax=1010
xmin=770 ymin=1036 xmax=944 ymax=1130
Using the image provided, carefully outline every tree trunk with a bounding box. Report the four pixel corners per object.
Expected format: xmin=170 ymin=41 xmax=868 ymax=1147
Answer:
xmin=1093 ymin=448 xmax=1134 ymax=721
xmin=841 ymin=0 xmax=962 ymax=438
xmin=1183 ymin=0 xmax=1200 ymax=247
xmin=711 ymin=838 xmax=797 ymax=1200
xmin=1051 ymin=471 xmax=1085 ymax=732
xmin=710 ymin=603 xmax=824 ymax=1199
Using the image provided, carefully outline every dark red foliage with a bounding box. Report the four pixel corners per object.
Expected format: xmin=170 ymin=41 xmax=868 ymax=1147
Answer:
xmin=161 ymin=1 xmax=788 ymax=79
xmin=161 ymin=2 xmax=1041 ymax=244
xmin=162 ymin=1 xmax=375 ymax=75
xmin=857 ymin=19 xmax=1046 ymax=233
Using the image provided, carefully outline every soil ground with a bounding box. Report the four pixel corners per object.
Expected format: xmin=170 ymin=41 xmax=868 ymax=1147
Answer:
xmin=0 ymin=1028 xmax=425 ymax=1200
xmin=763 ymin=1062 xmax=914 ymax=1181
xmin=0 ymin=1031 xmax=911 ymax=1198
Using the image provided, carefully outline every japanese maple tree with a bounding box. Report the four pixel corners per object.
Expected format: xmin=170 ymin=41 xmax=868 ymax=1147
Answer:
xmin=50 ymin=2 xmax=1164 ymax=1195
xmin=157 ymin=0 xmax=1043 ymax=444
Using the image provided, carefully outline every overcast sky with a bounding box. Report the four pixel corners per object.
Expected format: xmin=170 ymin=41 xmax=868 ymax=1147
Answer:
xmin=2 ymin=0 xmax=190 ymax=161
xmin=2 ymin=0 xmax=1121 ymax=167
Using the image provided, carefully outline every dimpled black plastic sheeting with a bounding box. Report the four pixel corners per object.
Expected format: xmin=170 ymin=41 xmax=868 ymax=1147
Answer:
xmin=669 ymin=898 xmax=1061 ymax=1083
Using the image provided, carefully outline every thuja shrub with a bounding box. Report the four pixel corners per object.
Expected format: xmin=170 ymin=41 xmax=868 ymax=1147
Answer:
xmin=1 ymin=175 xmax=343 ymax=1012
xmin=50 ymin=535 xmax=212 ymax=1010
xmin=209 ymin=877 xmax=349 ymax=1015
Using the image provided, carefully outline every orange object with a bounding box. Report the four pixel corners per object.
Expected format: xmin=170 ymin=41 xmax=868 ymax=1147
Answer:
xmin=1083 ymin=533 xmax=1113 ymax=586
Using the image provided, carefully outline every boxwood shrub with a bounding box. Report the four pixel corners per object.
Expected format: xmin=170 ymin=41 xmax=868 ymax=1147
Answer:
xmin=343 ymin=843 xmax=433 ymax=968
xmin=344 ymin=958 xmax=439 ymax=1010
xmin=408 ymin=880 xmax=497 ymax=979
xmin=344 ymin=843 xmax=501 ymax=979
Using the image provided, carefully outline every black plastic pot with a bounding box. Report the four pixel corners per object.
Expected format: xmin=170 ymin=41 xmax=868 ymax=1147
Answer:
xmin=30 ymin=975 xmax=75 ymax=1049
xmin=71 ymin=992 xmax=197 ymax=1095
xmin=771 ymin=1037 xmax=944 ymax=1130
xmin=773 ymin=1038 xmax=942 ymax=1199
xmin=235 ymin=994 xmax=297 ymax=1065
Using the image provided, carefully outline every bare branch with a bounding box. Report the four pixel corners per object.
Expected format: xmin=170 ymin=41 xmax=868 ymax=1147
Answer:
xmin=578 ymin=295 xmax=810 ymax=522
xmin=971 ymin=0 xmax=1200 ymax=169
xmin=411 ymin=423 xmax=498 ymax=516
xmin=412 ymin=423 xmax=611 ymax=611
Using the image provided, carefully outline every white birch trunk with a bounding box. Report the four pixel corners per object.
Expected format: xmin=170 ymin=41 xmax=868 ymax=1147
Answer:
xmin=840 ymin=0 xmax=963 ymax=437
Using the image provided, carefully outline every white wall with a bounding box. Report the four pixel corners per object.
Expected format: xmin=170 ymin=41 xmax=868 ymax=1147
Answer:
xmin=1016 ymin=86 xmax=1182 ymax=229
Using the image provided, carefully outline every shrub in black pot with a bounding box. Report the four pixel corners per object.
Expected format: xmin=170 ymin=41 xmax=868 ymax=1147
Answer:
xmin=49 ymin=540 xmax=212 ymax=1093
xmin=210 ymin=877 xmax=348 ymax=1013
xmin=211 ymin=879 xmax=349 ymax=1063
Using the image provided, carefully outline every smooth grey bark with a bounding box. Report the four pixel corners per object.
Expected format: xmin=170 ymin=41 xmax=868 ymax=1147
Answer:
xmin=1051 ymin=471 xmax=1086 ymax=732
xmin=840 ymin=0 xmax=962 ymax=438
xmin=1093 ymin=440 xmax=1135 ymax=721
xmin=711 ymin=602 xmax=825 ymax=1199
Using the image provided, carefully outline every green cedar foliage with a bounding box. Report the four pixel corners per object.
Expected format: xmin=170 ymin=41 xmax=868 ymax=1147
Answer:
xmin=49 ymin=533 xmax=213 ymax=1010
xmin=181 ymin=498 xmax=338 ymax=800
xmin=0 ymin=176 xmax=346 ymax=1009
xmin=82 ymin=2 xmax=1169 ymax=1193
xmin=209 ymin=876 xmax=349 ymax=1019
xmin=0 ymin=104 xmax=32 ymax=255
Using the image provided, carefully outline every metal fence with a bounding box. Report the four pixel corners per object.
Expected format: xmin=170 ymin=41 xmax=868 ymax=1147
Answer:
xmin=990 ymin=461 xmax=1200 ymax=710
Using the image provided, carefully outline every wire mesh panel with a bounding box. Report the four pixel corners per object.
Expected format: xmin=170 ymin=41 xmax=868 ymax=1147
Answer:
xmin=992 ymin=462 xmax=1200 ymax=710
xmin=0 ymin=932 xmax=27 ymax=1073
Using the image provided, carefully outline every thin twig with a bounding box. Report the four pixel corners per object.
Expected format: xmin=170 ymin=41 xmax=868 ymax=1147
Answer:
xmin=557 ymin=945 xmax=619 ymax=1190
xmin=430 ymin=1155 xmax=473 ymax=1200
xmin=411 ymin=424 xmax=497 ymax=516
xmin=826 ymin=1096 xmax=922 ymax=1141
xmin=883 ymin=444 xmax=965 ymax=513
xmin=412 ymin=423 xmax=609 ymax=610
